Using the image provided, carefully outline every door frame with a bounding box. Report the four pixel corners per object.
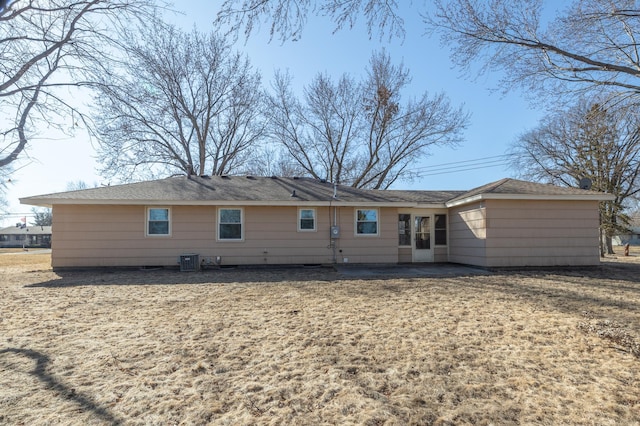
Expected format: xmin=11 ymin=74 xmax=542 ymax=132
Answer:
xmin=409 ymin=209 xmax=434 ymax=263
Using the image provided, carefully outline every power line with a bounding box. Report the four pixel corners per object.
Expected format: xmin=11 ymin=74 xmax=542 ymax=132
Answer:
xmin=418 ymin=162 xmax=511 ymax=177
xmin=409 ymin=154 xmax=512 ymax=176
xmin=412 ymin=154 xmax=511 ymax=171
xmin=414 ymin=158 xmax=510 ymax=174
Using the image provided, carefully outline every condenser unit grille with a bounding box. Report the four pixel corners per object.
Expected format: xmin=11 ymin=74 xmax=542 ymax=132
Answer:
xmin=180 ymin=254 xmax=200 ymax=272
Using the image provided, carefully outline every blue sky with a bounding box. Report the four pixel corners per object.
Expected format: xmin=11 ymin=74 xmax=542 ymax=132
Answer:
xmin=4 ymin=1 xmax=549 ymax=224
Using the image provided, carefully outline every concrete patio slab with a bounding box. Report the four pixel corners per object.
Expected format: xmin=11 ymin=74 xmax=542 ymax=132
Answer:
xmin=335 ymin=263 xmax=490 ymax=278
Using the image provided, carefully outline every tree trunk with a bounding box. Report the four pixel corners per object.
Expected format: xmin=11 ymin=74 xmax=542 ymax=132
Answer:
xmin=605 ymin=234 xmax=615 ymax=255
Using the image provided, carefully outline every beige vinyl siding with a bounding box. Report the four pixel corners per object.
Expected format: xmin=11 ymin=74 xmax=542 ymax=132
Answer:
xmin=51 ymin=204 xmax=399 ymax=268
xmin=398 ymin=247 xmax=412 ymax=263
xmin=448 ymin=202 xmax=487 ymax=267
xmin=334 ymin=207 xmax=398 ymax=264
xmin=52 ymin=205 xmax=216 ymax=268
xmin=483 ymin=199 xmax=600 ymax=267
xmin=434 ymin=247 xmax=448 ymax=263
xmin=217 ymin=206 xmax=332 ymax=265
xmin=447 ymin=199 xmax=601 ymax=267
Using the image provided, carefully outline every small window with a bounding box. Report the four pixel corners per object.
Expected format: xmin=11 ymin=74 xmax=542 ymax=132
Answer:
xmin=356 ymin=209 xmax=378 ymax=235
xmin=398 ymin=214 xmax=411 ymax=246
xmin=435 ymin=214 xmax=447 ymax=246
xmin=0 ymin=235 xmax=8 ymax=242
xmin=299 ymin=208 xmax=316 ymax=231
xmin=147 ymin=207 xmax=170 ymax=236
xmin=219 ymin=208 xmax=243 ymax=240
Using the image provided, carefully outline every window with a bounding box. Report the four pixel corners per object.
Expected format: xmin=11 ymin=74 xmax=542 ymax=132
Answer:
xmin=398 ymin=214 xmax=411 ymax=246
xmin=435 ymin=214 xmax=447 ymax=246
xmin=299 ymin=208 xmax=316 ymax=231
xmin=219 ymin=208 xmax=243 ymax=240
xmin=356 ymin=209 xmax=378 ymax=235
xmin=415 ymin=216 xmax=430 ymax=249
xmin=0 ymin=235 xmax=8 ymax=242
xmin=147 ymin=207 xmax=170 ymax=236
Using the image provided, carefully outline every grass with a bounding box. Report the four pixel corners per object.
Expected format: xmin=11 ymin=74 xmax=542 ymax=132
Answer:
xmin=1 ymin=253 xmax=639 ymax=425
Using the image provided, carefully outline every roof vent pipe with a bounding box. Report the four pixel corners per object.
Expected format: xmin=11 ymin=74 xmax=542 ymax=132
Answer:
xmin=291 ymin=190 xmax=297 ymax=197
xmin=333 ymin=183 xmax=338 ymax=198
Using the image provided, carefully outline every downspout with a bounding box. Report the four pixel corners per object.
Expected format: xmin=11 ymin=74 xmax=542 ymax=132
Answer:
xmin=331 ymin=182 xmax=339 ymax=263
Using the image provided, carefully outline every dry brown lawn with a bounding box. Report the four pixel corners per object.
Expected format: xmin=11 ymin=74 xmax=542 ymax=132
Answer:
xmin=1 ymin=251 xmax=639 ymax=425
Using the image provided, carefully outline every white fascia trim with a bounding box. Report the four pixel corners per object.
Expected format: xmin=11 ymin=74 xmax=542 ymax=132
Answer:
xmin=20 ymin=198 xmax=448 ymax=209
xmin=445 ymin=193 xmax=616 ymax=208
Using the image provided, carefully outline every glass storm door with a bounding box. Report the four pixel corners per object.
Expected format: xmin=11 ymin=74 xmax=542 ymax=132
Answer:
xmin=412 ymin=215 xmax=434 ymax=262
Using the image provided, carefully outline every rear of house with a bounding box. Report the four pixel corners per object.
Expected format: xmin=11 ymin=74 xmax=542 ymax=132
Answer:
xmin=21 ymin=176 xmax=612 ymax=269
xmin=49 ymin=204 xmax=402 ymax=268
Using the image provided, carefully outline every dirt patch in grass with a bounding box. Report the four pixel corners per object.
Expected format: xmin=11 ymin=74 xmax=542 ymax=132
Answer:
xmin=1 ymin=253 xmax=639 ymax=425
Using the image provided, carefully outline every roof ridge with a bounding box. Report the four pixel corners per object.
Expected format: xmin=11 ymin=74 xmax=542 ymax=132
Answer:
xmin=484 ymin=177 xmax=512 ymax=192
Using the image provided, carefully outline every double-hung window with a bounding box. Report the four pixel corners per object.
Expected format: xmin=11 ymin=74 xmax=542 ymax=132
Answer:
xmin=298 ymin=208 xmax=316 ymax=231
xmin=435 ymin=214 xmax=447 ymax=246
xmin=356 ymin=209 xmax=378 ymax=235
xmin=147 ymin=207 xmax=170 ymax=236
xmin=218 ymin=208 xmax=243 ymax=240
xmin=398 ymin=214 xmax=411 ymax=246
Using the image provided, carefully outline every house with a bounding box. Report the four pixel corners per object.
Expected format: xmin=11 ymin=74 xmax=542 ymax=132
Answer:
xmin=613 ymin=226 xmax=640 ymax=246
xmin=0 ymin=225 xmax=52 ymax=248
xmin=19 ymin=175 xmax=614 ymax=269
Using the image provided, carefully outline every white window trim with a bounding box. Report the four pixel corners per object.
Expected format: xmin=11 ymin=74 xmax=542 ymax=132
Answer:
xmin=355 ymin=208 xmax=379 ymax=237
xmin=397 ymin=212 xmax=412 ymax=247
xmin=217 ymin=207 xmax=244 ymax=242
xmin=298 ymin=208 xmax=317 ymax=232
xmin=434 ymin=213 xmax=448 ymax=247
xmin=145 ymin=206 xmax=171 ymax=237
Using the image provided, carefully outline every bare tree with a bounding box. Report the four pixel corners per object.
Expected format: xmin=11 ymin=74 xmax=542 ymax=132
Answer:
xmin=267 ymin=50 xmax=469 ymax=189
xmin=0 ymin=0 xmax=158 ymax=182
xmin=242 ymin=144 xmax=306 ymax=177
xmin=31 ymin=207 xmax=52 ymax=226
xmin=93 ymin=25 xmax=267 ymax=180
xmin=427 ymin=0 xmax=640 ymax=102
xmin=216 ymin=0 xmax=640 ymax=102
xmin=215 ymin=0 xmax=405 ymax=42
xmin=65 ymin=180 xmax=98 ymax=191
xmin=510 ymin=99 xmax=640 ymax=255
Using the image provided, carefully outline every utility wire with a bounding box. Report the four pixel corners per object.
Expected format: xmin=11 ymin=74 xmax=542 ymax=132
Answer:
xmin=409 ymin=154 xmax=512 ymax=176
xmin=415 ymin=158 xmax=509 ymax=174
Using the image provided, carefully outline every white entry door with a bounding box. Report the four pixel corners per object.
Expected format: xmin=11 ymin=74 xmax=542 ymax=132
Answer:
xmin=412 ymin=215 xmax=434 ymax=262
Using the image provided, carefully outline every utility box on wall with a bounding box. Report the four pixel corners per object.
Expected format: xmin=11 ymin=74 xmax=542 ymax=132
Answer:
xmin=330 ymin=226 xmax=340 ymax=238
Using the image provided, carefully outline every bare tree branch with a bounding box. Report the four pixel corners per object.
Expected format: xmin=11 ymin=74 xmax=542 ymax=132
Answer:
xmin=267 ymin=49 xmax=468 ymax=189
xmin=215 ymin=0 xmax=406 ymax=42
xmin=0 ymin=0 xmax=161 ymax=190
xmin=92 ymin=25 xmax=267 ymax=181
xmin=427 ymin=0 xmax=640 ymax=101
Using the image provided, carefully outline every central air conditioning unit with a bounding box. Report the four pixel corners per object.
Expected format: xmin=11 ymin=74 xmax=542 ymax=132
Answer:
xmin=179 ymin=254 xmax=200 ymax=272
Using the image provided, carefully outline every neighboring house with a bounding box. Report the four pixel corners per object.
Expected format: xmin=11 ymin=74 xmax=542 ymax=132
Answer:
xmin=0 ymin=225 xmax=52 ymax=248
xmin=613 ymin=226 xmax=640 ymax=246
xmin=20 ymin=176 xmax=613 ymax=269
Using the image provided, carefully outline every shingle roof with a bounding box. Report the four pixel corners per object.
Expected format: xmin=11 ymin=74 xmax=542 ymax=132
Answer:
xmin=21 ymin=175 xmax=463 ymax=206
xmin=20 ymin=175 xmax=613 ymax=208
xmin=0 ymin=225 xmax=51 ymax=235
xmin=446 ymin=178 xmax=614 ymax=205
